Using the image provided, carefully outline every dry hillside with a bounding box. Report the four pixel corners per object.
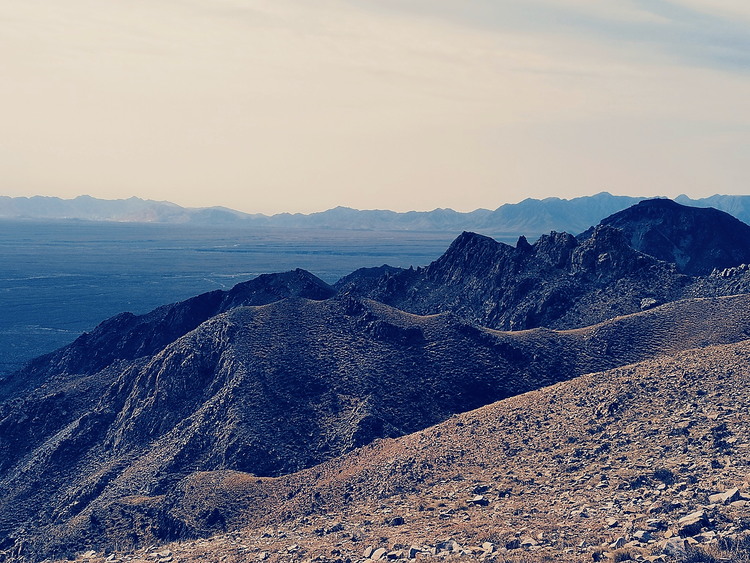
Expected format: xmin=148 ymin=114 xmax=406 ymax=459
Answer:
xmin=39 ymin=337 xmax=750 ymax=563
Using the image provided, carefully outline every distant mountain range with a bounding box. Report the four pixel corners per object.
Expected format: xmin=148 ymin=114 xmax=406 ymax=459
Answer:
xmin=3 ymin=192 xmax=750 ymax=236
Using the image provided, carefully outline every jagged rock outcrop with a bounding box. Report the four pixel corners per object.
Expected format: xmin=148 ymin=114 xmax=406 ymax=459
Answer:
xmin=578 ymin=198 xmax=750 ymax=275
xmin=341 ymin=226 xmax=689 ymax=331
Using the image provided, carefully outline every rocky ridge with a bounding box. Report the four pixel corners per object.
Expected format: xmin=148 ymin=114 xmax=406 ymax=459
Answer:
xmin=0 ymin=269 xmax=334 ymax=400
xmin=338 ymin=226 xmax=689 ymax=331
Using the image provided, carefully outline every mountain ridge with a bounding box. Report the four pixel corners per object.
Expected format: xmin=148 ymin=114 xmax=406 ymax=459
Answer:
xmin=4 ymin=293 xmax=750 ymax=559
xmin=4 ymin=193 xmax=750 ymax=235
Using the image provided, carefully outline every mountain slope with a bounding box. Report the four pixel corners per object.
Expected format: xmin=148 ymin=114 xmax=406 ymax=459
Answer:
xmin=3 ymin=294 xmax=750 ymax=559
xmin=127 ymin=337 xmax=750 ymax=563
xmin=0 ymin=269 xmax=334 ymax=401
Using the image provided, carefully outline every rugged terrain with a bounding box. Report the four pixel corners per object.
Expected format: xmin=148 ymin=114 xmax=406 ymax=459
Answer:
xmin=3 ymin=198 xmax=750 ymax=561
xmin=3 ymin=293 xmax=750 ymax=561
xmin=337 ymin=227 xmax=689 ymax=331
xmin=43 ymin=338 xmax=750 ymax=563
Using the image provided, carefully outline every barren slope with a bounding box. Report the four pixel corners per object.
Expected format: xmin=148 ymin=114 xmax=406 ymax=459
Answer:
xmin=4 ymin=294 xmax=750 ymax=560
xmin=57 ymin=338 xmax=750 ymax=563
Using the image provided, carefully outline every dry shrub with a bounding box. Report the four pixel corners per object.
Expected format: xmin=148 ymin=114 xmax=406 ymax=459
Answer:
xmin=611 ymin=548 xmax=635 ymax=562
xmin=685 ymin=534 xmax=750 ymax=563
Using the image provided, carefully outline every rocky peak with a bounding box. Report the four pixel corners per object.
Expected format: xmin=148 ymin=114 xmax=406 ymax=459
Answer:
xmin=533 ymin=231 xmax=578 ymax=267
xmin=424 ymin=231 xmax=515 ymax=283
xmin=579 ymin=198 xmax=750 ymax=275
xmin=570 ymin=224 xmax=660 ymax=281
xmin=515 ymin=234 xmax=533 ymax=252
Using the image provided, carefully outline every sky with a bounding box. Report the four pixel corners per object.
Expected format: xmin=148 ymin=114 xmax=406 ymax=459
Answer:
xmin=2 ymin=0 xmax=750 ymax=214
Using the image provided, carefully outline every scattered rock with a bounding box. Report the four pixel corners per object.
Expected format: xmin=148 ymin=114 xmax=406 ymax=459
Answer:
xmin=469 ymin=495 xmax=489 ymax=506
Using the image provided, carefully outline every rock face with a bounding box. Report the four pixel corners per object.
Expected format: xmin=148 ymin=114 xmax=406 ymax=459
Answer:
xmin=579 ymin=198 xmax=750 ymax=275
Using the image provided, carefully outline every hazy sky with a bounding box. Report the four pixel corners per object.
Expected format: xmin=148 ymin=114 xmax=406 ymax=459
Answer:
xmin=3 ymin=0 xmax=750 ymax=214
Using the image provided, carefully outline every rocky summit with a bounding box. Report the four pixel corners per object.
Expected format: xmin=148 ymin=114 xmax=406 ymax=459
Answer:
xmin=1 ymin=198 xmax=750 ymax=562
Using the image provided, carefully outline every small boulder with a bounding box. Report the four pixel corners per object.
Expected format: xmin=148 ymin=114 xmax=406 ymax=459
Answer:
xmin=520 ymin=537 xmax=538 ymax=548
xmin=708 ymin=488 xmax=740 ymax=505
xmin=470 ymin=495 xmax=489 ymax=506
xmin=326 ymin=522 xmax=344 ymax=533
xmin=389 ymin=516 xmax=405 ymax=526
xmin=505 ymin=539 xmax=521 ymax=550
xmin=678 ymin=511 xmax=708 ymax=537
xmin=610 ymin=537 xmax=626 ymax=549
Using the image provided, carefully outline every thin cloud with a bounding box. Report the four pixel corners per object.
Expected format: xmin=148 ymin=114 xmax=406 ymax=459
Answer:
xmin=351 ymin=0 xmax=750 ymax=70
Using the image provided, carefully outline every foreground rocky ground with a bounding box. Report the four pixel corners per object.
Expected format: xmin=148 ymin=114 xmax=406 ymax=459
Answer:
xmin=37 ymin=338 xmax=750 ymax=563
